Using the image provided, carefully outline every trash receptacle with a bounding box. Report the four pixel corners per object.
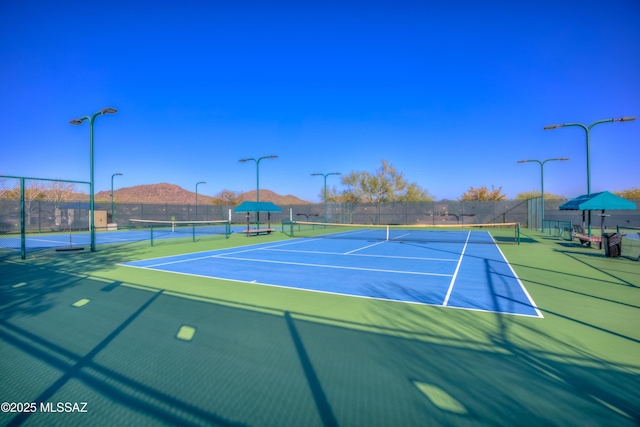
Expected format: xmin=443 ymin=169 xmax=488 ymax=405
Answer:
xmin=602 ymin=233 xmax=625 ymax=257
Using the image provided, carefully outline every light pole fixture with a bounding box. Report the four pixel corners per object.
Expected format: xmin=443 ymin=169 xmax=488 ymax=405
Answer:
xmin=239 ymin=155 xmax=277 ymax=229
xmin=111 ymin=172 xmax=123 ymax=224
xmin=517 ymin=158 xmax=569 ymax=232
xmin=69 ymin=107 xmax=118 ymax=252
xmin=311 ymin=172 xmax=341 ymax=222
xmin=544 ymin=116 xmax=635 ymax=235
xmin=195 ymin=181 xmax=206 ymax=220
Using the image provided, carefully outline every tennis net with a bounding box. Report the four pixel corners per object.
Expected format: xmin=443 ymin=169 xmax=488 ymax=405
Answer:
xmin=617 ymin=226 xmax=640 ymax=261
xmin=542 ymin=220 xmax=573 ymax=241
xmin=128 ymin=219 xmax=230 ymax=245
xmin=283 ymin=221 xmax=520 ymax=244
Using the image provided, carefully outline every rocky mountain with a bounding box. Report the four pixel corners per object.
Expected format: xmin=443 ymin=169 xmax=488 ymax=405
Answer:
xmin=95 ymin=183 xmax=311 ymax=205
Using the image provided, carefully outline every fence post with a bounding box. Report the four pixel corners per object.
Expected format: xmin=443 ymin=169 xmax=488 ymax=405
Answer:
xmin=20 ymin=178 xmax=26 ymax=259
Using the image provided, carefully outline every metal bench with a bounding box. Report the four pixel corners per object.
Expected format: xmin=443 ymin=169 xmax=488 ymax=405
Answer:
xmin=572 ymin=224 xmax=602 ymax=248
xmin=242 ymin=228 xmax=275 ymax=236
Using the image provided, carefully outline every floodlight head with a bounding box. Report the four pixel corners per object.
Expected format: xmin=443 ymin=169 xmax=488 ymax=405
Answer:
xmin=238 ymin=158 xmax=252 ymax=163
xmin=543 ymin=124 xmax=564 ymax=130
xmin=516 ymin=160 xmax=528 ymax=164
xmin=615 ymin=116 xmax=637 ymax=122
xmin=312 ymin=172 xmax=341 ymax=176
xmin=114 ymin=173 xmax=123 ymax=176
xmin=69 ymin=118 xmax=85 ymax=126
xmin=557 ymin=157 xmax=569 ymax=161
xmin=266 ymin=155 xmax=278 ymax=159
xmin=100 ymin=107 xmax=118 ymax=115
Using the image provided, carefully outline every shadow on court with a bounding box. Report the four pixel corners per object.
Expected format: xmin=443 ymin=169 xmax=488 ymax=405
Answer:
xmin=1 ymin=258 xmax=639 ymax=426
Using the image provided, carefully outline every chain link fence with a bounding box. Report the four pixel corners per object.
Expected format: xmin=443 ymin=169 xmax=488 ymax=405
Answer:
xmin=287 ymin=200 xmax=529 ymax=226
xmin=1 ymin=176 xmax=91 ymax=258
xmin=108 ymin=200 xmax=530 ymax=226
xmin=3 ymin=174 xmax=639 ymax=260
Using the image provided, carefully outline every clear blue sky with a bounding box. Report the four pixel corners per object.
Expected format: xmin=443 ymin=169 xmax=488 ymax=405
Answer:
xmin=1 ymin=1 xmax=639 ymax=202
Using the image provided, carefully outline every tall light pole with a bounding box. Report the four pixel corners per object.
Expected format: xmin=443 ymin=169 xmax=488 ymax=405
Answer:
xmin=195 ymin=181 xmax=206 ymax=221
xmin=517 ymin=158 xmax=568 ymax=232
xmin=239 ymin=155 xmax=277 ymax=229
xmin=311 ymin=172 xmax=340 ymax=222
xmin=70 ymin=107 xmax=118 ymax=252
xmin=544 ymin=116 xmax=636 ymax=236
xmin=111 ymin=172 xmax=123 ymax=224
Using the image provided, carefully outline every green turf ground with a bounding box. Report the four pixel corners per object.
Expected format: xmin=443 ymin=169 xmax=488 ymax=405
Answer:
xmin=1 ymin=229 xmax=639 ymax=426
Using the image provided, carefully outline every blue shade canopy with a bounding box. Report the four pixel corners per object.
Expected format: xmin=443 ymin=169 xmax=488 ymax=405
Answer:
xmin=559 ymin=191 xmax=636 ymax=211
xmin=234 ymin=201 xmax=282 ymax=213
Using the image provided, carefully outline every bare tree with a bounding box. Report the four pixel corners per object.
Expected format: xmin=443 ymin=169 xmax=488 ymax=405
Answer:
xmin=211 ymin=189 xmax=242 ymax=205
xmin=21 ymin=182 xmax=46 ymax=227
xmin=460 ymin=185 xmax=506 ymax=201
xmin=516 ymin=190 xmax=565 ymax=200
xmin=44 ymin=181 xmax=77 ymax=206
xmin=614 ymin=187 xmax=640 ymax=199
xmin=340 ymin=159 xmax=433 ymax=203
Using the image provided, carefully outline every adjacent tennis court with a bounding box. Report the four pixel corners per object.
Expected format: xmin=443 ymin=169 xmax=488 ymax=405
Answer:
xmin=122 ymin=226 xmax=541 ymax=317
xmin=0 ymin=219 xmax=234 ymax=252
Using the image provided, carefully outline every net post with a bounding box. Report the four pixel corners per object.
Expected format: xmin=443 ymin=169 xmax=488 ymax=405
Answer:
xmin=192 ymin=224 xmax=196 ymax=242
xmin=20 ymin=178 xmax=26 ymax=260
xmin=517 ymin=223 xmax=520 ymax=245
xmin=150 ymin=225 xmax=154 ymax=246
xmin=386 ymin=225 xmax=390 ymax=241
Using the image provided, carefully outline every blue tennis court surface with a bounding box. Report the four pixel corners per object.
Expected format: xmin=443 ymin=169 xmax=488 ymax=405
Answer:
xmin=0 ymin=225 xmax=239 ymax=251
xmin=122 ymin=234 xmax=542 ymax=317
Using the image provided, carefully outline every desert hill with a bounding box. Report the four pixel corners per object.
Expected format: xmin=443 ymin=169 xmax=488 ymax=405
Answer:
xmin=95 ymin=183 xmax=311 ymax=205
xmin=237 ymin=189 xmax=311 ymax=205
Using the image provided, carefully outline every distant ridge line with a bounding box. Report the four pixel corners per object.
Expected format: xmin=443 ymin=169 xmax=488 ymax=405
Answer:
xmin=95 ymin=183 xmax=312 ymax=204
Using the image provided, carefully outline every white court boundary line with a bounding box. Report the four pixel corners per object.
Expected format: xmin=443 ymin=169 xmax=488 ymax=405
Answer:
xmin=117 ymin=237 xmax=318 ymax=266
xmin=120 ymin=231 xmax=542 ymax=318
xmin=128 ymin=235 xmax=461 ymax=269
xmin=121 ymin=262 xmax=542 ymax=318
xmin=494 ymin=243 xmax=543 ymax=318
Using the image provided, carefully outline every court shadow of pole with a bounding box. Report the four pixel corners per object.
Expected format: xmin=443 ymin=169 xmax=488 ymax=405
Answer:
xmin=284 ymin=311 xmax=339 ymax=427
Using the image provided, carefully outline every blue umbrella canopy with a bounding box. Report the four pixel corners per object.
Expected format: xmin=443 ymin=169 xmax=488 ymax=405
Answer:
xmin=234 ymin=201 xmax=282 ymax=213
xmin=559 ymin=191 xmax=636 ymax=211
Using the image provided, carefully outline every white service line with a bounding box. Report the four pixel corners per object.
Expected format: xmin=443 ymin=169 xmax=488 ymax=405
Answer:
xmin=217 ymin=255 xmax=453 ymax=277
xmin=442 ymin=231 xmax=471 ymax=306
xmin=344 ymin=240 xmax=388 ymax=255
xmin=262 ymin=247 xmax=458 ymax=262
